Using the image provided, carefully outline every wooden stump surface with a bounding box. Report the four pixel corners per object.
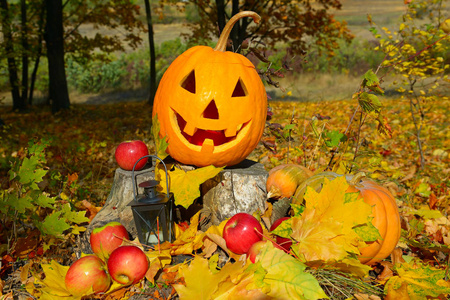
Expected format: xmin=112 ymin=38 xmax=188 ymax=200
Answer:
xmin=201 ymin=159 xmax=269 ymax=226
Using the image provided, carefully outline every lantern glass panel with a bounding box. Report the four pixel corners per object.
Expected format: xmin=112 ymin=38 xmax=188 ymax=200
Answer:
xmin=130 ymin=195 xmax=174 ymax=246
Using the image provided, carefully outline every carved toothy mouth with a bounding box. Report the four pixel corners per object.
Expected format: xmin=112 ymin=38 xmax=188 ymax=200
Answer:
xmin=172 ymin=110 xmax=250 ymax=153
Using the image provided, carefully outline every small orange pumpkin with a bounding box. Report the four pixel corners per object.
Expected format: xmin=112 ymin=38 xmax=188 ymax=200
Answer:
xmin=152 ymin=11 xmax=267 ymax=167
xmin=292 ymin=172 xmax=401 ymax=265
xmin=266 ymin=164 xmax=313 ymax=199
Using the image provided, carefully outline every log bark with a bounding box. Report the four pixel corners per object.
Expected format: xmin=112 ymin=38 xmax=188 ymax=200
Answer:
xmin=79 ymin=166 xmax=155 ymax=254
xmin=200 ymin=159 xmax=269 ymax=227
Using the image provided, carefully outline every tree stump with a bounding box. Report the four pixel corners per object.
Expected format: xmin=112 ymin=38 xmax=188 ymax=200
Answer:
xmin=79 ymin=166 xmax=155 ymax=254
xmin=200 ymin=159 xmax=269 ymax=227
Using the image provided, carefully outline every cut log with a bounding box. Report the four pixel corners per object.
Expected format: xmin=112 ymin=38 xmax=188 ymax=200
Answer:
xmin=79 ymin=166 xmax=155 ymax=254
xmin=200 ymin=159 xmax=269 ymax=227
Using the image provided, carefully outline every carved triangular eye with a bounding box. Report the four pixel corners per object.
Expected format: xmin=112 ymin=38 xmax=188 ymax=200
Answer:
xmin=181 ymin=70 xmax=196 ymax=94
xmin=232 ymin=78 xmax=247 ymax=97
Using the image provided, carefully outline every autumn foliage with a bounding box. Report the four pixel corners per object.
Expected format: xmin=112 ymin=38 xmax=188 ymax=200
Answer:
xmin=1 ymin=1 xmax=450 ymax=299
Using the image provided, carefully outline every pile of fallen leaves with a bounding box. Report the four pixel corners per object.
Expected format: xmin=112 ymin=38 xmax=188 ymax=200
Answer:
xmin=1 ymin=95 xmax=449 ymax=299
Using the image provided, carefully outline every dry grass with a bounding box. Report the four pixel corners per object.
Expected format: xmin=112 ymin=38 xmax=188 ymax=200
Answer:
xmin=265 ymin=73 xmax=404 ymax=103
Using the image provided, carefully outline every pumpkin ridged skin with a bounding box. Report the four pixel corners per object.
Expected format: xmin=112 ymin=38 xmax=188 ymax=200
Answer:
xmin=292 ymin=172 xmax=401 ymax=265
xmin=354 ymin=183 xmax=401 ymax=265
xmin=152 ymin=11 xmax=267 ymax=167
xmin=266 ymin=164 xmax=313 ymax=199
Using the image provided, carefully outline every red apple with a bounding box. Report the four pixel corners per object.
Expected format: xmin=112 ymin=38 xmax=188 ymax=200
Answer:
xmin=114 ymin=140 xmax=149 ymax=171
xmin=107 ymin=246 xmax=149 ymax=285
xmin=248 ymin=240 xmax=269 ymax=263
xmin=90 ymin=221 xmax=129 ymax=260
xmin=270 ymin=217 xmax=292 ymax=252
xmin=65 ymin=255 xmax=110 ymax=296
xmin=223 ymin=213 xmax=263 ymax=255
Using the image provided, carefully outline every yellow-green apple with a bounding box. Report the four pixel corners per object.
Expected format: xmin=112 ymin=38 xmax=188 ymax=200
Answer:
xmin=65 ymin=255 xmax=110 ymax=296
xmin=114 ymin=140 xmax=149 ymax=171
xmin=107 ymin=246 xmax=149 ymax=285
xmin=90 ymin=221 xmax=129 ymax=260
xmin=270 ymin=217 xmax=292 ymax=252
xmin=223 ymin=213 xmax=263 ymax=255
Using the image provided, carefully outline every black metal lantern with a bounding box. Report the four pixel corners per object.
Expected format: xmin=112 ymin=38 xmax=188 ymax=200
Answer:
xmin=128 ymin=155 xmax=174 ymax=246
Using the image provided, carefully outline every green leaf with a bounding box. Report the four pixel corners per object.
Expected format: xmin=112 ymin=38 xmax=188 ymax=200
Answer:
xmin=414 ymin=182 xmax=432 ymax=197
xmin=343 ymin=191 xmax=359 ymax=204
xmin=354 ymin=221 xmax=381 ymax=242
xmin=324 ymin=130 xmax=347 ymax=147
xmin=284 ymin=124 xmax=295 ymax=130
xmin=362 ymin=70 xmax=384 ymax=95
xmin=358 ymin=92 xmax=383 ymax=113
xmin=152 ymin=113 xmax=169 ymax=160
xmin=28 ymin=138 xmax=50 ymax=163
xmin=32 ymin=191 xmax=56 ymax=209
xmin=363 ymin=69 xmax=379 ymax=87
xmin=291 ymin=203 xmax=305 ymax=216
xmin=271 ymin=217 xmax=292 ymax=239
xmin=256 ymin=242 xmax=328 ymax=300
xmin=2 ymin=192 xmax=35 ymax=214
xmin=60 ymin=203 xmax=90 ymax=224
xmin=18 ymin=156 xmax=47 ymax=189
xmin=408 ymin=207 xmax=443 ymax=219
xmin=37 ymin=211 xmax=71 ymax=237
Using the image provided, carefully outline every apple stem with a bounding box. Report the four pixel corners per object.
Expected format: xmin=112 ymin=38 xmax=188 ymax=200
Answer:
xmin=253 ymin=227 xmax=286 ymax=252
xmin=254 ymin=227 xmax=300 ymax=257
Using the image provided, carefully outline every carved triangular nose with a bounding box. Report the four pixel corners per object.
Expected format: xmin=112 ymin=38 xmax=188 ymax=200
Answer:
xmin=202 ymin=100 xmax=219 ymax=119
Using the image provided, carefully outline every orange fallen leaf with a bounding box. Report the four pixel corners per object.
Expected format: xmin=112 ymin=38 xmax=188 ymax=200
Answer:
xmin=80 ymin=200 xmax=101 ymax=221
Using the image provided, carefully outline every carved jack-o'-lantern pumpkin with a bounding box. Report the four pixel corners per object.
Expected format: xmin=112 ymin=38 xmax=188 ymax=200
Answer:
xmin=152 ymin=11 xmax=267 ymax=167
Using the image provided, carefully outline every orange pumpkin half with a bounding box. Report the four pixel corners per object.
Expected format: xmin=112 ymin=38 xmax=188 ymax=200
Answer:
xmin=152 ymin=11 xmax=267 ymax=167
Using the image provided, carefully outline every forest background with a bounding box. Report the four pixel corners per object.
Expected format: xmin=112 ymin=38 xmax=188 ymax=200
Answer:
xmin=0 ymin=0 xmax=449 ymax=299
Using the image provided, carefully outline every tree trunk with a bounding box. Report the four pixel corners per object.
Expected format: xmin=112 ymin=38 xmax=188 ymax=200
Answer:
xmin=215 ymin=0 xmax=226 ymax=34
xmin=45 ymin=0 xmax=70 ymax=113
xmin=230 ymin=0 xmax=240 ymax=51
xmin=29 ymin=3 xmax=45 ymax=105
xmin=144 ymin=0 xmax=156 ymax=106
xmin=0 ymin=0 xmax=24 ymax=111
xmin=21 ymin=0 xmax=29 ymax=105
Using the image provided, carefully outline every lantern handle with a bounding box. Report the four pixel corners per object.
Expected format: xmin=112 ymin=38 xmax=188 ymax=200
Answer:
xmin=131 ymin=155 xmax=170 ymax=201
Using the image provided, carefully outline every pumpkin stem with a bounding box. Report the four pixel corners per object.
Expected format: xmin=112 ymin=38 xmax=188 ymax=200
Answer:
xmin=349 ymin=172 xmax=366 ymax=186
xmin=214 ymin=11 xmax=261 ymax=52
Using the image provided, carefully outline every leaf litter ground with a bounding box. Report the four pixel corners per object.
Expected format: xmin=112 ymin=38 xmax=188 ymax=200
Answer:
xmin=1 ymin=96 xmax=449 ymax=299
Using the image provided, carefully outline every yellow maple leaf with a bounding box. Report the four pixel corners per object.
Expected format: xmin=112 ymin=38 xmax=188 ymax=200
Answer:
xmin=145 ymin=248 xmax=172 ymax=284
xmin=164 ymin=212 xmax=206 ymax=256
xmin=157 ymin=164 xmax=224 ymax=208
xmin=31 ymin=259 xmax=131 ymax=300
xmin=173 ymin=256 xmax=236 ymax=299
xmin=174 ymin=254 xmax=264 ymax=300
xmin=31 ymin=260 xmax=77 ymax=299
xmin=384 ymin=259 xmax=450 ymax=300
xmin=212 ymin=263 xmax=271 ymax=300
xmin=290 ymin=176 xmax=374 ymax=262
